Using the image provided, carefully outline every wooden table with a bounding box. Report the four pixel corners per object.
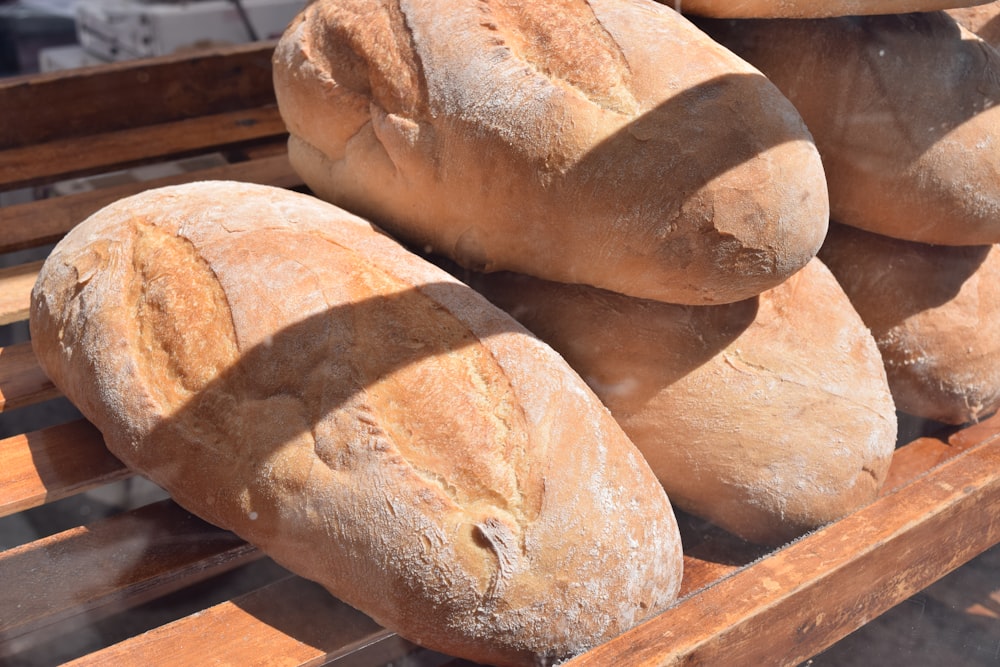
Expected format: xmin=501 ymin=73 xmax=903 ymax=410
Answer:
xmin=2 ymin=42 xmax=999 ymax=666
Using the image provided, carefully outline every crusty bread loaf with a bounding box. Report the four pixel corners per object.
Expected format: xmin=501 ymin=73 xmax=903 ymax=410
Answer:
xmin=272 ymin=0 xmax=829 ymax=305
xmin=948 ymin=1 xmax=1000 ymax=44
xmin=29 ymin=181 xmax=684 ymax=667
xmin=819 ymin=223 xmax=1000 ymax=425
xmin=673 ymin=0 xmax=991 ymax=19
xmin=471 ymin=258 xmax=897 ymax=546
xmin=698 ymin=12 xmax=1000 ymax=246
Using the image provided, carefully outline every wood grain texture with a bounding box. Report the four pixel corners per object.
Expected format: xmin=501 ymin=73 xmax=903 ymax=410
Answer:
xmin=0 ymin=42 xmax=277 ymax=150
xmin=1 ymin=107 xmax=288 ymax=190
xmin=0 ymin=420 xmax=128 ymax=518
xmin=0 ymin=152 xmax=302 ymax=254
xmin=0 ymin=259 xmax=41 ymax=326
xmin=0 ymin=499 xmax=259 ymax=649
xmin=0 ymin=342 xmax=58 ymax=412
xmin=63 ymin=576 xmax=420 ymax=667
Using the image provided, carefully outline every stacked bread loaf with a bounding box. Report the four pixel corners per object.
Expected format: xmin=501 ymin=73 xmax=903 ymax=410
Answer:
xmin=697 ymin=10 xmax=1000 ymax=425
xmin=471 ymin=260 xmax=897 ymax=546
xmin=29 ymin=0 xmax=1000 ymax=665
xmin=947 ymin=0 xmax=1000 ymax=44
xmin=819 ymin=225 xmax=1000 ymax=425
xmin=272 ymin=0 xmax=830 ymax=306
xmin=696 ymin=11 xmax=1000 ymax=246
xmin=270 ymin=0 xmax=903 ymax=555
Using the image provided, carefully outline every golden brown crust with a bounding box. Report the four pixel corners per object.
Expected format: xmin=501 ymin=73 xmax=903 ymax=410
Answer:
xmin=472 ymin=259 xmax=897 ymax=546
xmin=273 ymin=0 xmax=829 ymax=305
xmin=948 ymin=1 xmax=1000 ymax=45
xmin=698 ymin=12 xmax=1000 ymax=246
xmin=819 ymin=223 xmax=1000 ymax=425
xmin=29 ymin=181 xmax=683 ymax=667
xmin=673 ymin=0 xmax=992 ymax=19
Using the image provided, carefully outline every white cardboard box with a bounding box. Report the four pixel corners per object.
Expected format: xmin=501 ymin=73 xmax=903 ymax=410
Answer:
xmin=75 ymin=0 xmax=306 ymax=61
xmin=38 ymin=42 xmax=108 ymax=71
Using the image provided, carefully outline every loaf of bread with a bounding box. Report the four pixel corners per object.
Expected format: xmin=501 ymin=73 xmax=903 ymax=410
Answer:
xmin=698 ymin=12 xmax=1000 ymax=246
xmin=29 ymin=181 xmax=684 ymax=667
xmin=819 ymin=223 xmax=1000 ymax=425
xmin=673 ymin=0 xmax=991 ymax=19
xmin=471 ymin=258 xmax=897 ymax=546
xmin=272 ymin=0 xmax=829 ymax=305
xmin=948 ymin=1 xmax=1000 ymax=44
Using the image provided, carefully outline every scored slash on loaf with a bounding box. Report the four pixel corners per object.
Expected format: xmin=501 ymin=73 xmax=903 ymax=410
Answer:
xmin=272 ymin=0 xmax=830 ymax=305
xmin=29 ymin=181 xmax=684 ymax=667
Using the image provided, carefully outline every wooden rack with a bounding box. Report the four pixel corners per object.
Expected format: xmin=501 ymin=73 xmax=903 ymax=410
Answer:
xmin=2 ymin=42 xmax=999 ymax=666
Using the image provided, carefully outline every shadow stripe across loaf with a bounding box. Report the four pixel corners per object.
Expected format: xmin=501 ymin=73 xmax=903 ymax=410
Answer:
xmin=29 ymin=181 xmax=684 ymax=667
xmin=272 ymin=0 xmax=829 ymax=305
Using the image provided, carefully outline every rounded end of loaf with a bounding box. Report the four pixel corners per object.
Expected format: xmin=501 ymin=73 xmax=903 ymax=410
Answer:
xmin=273 ymin=0 xmax=830 ymax=306
xmin=472 ymin=258 xmax=897 ymax=547
xmin=699 ymin=12 xmax=1000 ymax=247
xmin=820 ymin=223 xmax=1000 ymax=426
xmin=29 ymin=180 xmax=684 ymax=667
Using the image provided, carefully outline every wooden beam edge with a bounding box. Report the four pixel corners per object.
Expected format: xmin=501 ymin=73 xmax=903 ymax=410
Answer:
xmin=567 ymin=435 xmax=1000 ymax=666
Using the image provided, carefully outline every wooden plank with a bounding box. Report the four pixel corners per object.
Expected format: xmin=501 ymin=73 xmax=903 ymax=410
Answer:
xmin=64 ymin=576 xmax=421 ymax=667
xmin=0 ymin=420 xmax=129 ymax=518
xmin=882 ymin=413 xmax=1000 ymax=494
xmin=949 ymin=413 xmax=1000 ymax=449
xmin=0 ymin=259 xmax=41 ymax=326
xmin=566 ymin=435 xmax=1000 ymax=666
xmin=0 ymin=42 xmax=277 ymax=150
xmin=0 ymin=499 xmax=259 ymax=649
xmin=0 ymin=152 xmax=301 ymax=254
xmin=1 ymin=106 xmax=288 ymax=190
xmin=0 ymin=342 xmax=58 ymax=412
xmin=880 ymin=436 xmax=956 ymax=495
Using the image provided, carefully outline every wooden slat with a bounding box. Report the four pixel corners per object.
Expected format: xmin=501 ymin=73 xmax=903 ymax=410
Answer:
xmin=880 ymin=436 xmax=959 ymax=494
xmin=0 ymin=342 xmax=58 ymax=412
xmin=0 ymin=259 xmax=41 ymax=326
xmin=0 ymin=499 xmax=259 ymax=651
xmin=566 ymin=434 xmax=1000 ymax=666
xmin=0 ymin=42 xmax=277 ymax=151
xmin=65 ymin=576 xmax=420 ymax=667
xmin=0 ymin=152 xmax=301 ymax=255
xmin=0 ymin=420 xmax=129 ymax=518
xmin=2 ymin=106 xmax=287 ymax=190
xmin=949 ymin=413 xmax=1000 ymax=448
